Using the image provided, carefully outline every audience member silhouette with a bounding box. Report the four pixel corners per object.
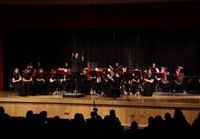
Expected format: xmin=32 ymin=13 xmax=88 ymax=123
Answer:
xmin=103 ymin=109 xmax=123 ymax=139
xmin=123 ymin=121 xmax=142 ymax=139
xmin=0 ymin=106 xmax=199 ymax=138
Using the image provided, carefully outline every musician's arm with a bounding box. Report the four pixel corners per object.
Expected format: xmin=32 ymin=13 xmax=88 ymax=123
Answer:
xmin=12 ymin=76 xmax=22 ymax=83
xmin=144 ymin=78 xmax=155 ymax=83
xmin=22 ymin=77 xmax=32 ymax=82
xmin=107 ymin=74 xmax=115 ymax=82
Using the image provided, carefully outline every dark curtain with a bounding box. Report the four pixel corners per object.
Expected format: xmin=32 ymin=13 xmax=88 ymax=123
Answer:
xmin=1 ymin=2 xmax=200 ymax=91
xmin=2 ymin=28 xmax=200 ymax=90
xmin=0 ymin=32 xmax=3 ymax=91
xmin=1 ymin=2 xmax=200 ymax=29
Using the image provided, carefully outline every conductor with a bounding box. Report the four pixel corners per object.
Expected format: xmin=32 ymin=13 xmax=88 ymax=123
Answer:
xmin=69 ymin=52 xmax=84 ymax=93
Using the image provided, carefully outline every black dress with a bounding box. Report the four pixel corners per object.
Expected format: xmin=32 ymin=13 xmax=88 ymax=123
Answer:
xmin=12 ymin=73 xmax=24 ymax=96
xmin=144 ymin=74 xmax=155 ymax=96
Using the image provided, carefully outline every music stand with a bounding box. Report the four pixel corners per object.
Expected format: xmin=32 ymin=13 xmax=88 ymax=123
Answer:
xmin=54 ymin=73 xmax=64 ymax=80
xmin=137 ymin=67 xmax=147 ymax=72
xmin=90 ymin=71 xmax=98 ymax=78
xmin=133 ymin=70 xmax=141 ymax=78
xmin=123 ymin=72 xmax=133 ymax=81
xmin=167 ymin=75 xmax=176 ymax=82
xmin=121 ymin=72 xmax=133 ymax=101
xmin=42 ymin=72 xmax=52 ymax=81
xmin=167 ymin=75 xmax=176 ymax=93
xmin=155 ymin=73 xmax=163 ymax=79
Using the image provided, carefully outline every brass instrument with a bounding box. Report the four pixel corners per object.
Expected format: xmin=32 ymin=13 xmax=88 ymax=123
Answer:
xmin=175 ymin=72 xmax=185 ymax=85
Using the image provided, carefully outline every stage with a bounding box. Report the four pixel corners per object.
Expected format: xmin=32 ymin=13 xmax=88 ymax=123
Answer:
xmin=0 ymin=90 xmax=200 ymax=127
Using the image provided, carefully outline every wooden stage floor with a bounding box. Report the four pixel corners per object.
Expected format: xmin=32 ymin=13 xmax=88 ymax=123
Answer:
xmin=0 ymin=90 xmax=200 ymax=127
xmin=1 ymin=90 xmax=200 ymax=106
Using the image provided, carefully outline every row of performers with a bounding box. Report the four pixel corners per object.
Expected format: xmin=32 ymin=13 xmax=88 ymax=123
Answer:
xmin=11 ymin=67 xmax=186 ymax=97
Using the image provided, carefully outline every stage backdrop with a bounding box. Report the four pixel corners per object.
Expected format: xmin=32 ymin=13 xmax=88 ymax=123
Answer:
xmin=1 ymin=2 xmax=200 ymax=90
xmin=2 ymin=28 xmax=200 ymax=90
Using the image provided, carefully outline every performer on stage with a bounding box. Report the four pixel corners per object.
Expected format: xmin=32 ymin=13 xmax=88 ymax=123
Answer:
xmin=174 ymin=66 xmax=187 ymax=93
xmin=11 ymin=67 xmax=24 ymax=96
xmin=57 ymin=62 xmax=70 ymax=93
xmin=34 ymin=67 xmax=46 ymax=95
xmin=26 ymin=62 xmax=34 ymax=72
xmin=105 ymin=68 xmax=122 ymax=98
xmin=159 ymin=67 xmax=170 ymax=92
xmin=69 ymin=52 xmax=85 ymax=93
xmin=152 ymin=63 xmax=160 ymax=73
xmin=143 ymin=68 xmax=156 ymax=96
xmin=22 ymin=69 xmax=33 ymax=96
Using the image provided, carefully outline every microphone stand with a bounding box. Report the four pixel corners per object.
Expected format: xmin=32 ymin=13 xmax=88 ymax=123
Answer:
xmin=126 ymin=88 xmax=131 ymax=101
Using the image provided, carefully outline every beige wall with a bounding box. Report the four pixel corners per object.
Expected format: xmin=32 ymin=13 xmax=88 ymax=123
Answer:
xmin=1 ymin=97 xmax=200 ymax=127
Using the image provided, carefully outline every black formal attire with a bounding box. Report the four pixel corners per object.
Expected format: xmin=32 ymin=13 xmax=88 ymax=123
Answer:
xmin=34 ymin=72 xmax=46 ymax=95
xmin=70 ymin=57 xmax=84 ymax=93
xmin=105 ymin=74 xmax=122 ymax=98
xmin=22 ymin=72 xmax=33 ymax=96
xmin=143 ymin=74 xmax=156 ymax=96
xmin=12 ymin=73 xmax=24 ymax=96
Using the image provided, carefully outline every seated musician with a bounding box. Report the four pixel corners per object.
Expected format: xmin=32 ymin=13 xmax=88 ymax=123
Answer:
xmin=26 ymin=62 xmax=34 ymax=72
xmin=114 ymin=70 xmax=122 ymax=98
xmin=159 ymin=67 xmax=170 ymax=92
xmin=11 ymin=67 xmax=24 ymax=96
xmin=105 ymin=68 xmax=122 ymax=98
xmin=80 ymin=67 xmax=91 ymax=95
xmin=98 ymin=67 xmax=109 ymax=96
xmin=49 ymin=70 xmax=58 ymax=94
xmin=115 ymin=62 xmax=123 ymax=73
xmin=174 ymin=66 xmax=187 ymax=93
xmin=130 ymin=69 xmax=142 ymax=96
xmin=92 ymin=67 xmax=111 ymax=96
xmin=35 ymin=61 xmax=44 ymax=72
xmin=121 ymin=69 xmax=133 ymax=95
xmin=22 ymin=69 xmax=33 ymax=96
xmin=59 ymin=71 xmax=66 ymax=93
xmin=51 ymin=70 xmax=67 ymax=95
xmin=34 ymin=67 xmax=46 ymax=95
xmin=151 ymin=63 xmax=160 ymax=73
xmin=143 ymin=68 xmax=156 ymax=96
xmin=57 ymin=63 xmax=69 ymax=94
xmin=88 ymin=68 xmax=99 ymax=95
xmin=57 ymin=62 xmax=69 ymax=73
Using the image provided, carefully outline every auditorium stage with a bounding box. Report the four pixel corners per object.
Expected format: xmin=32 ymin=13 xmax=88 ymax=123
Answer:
xmin=0 ymin=90 xmax=200 ymax=127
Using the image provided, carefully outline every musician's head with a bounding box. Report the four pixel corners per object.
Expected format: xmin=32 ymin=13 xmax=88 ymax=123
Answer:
xmin=38 ymin=68 xmax=43 ymax=73
xmin=82 ymin=68 xmax=88 ymax=75
xmin=95 ymin=68 xmax=100 ymax=71
xmin=24 ymin=69 xmax=31 ymax=74
xmin=75 ymin=52 xmax=79 ymax=58
xmin=13 ymin=67 xmax=19 ymax=74
xmin=148 ymin=68 xmax=154 ymax=75
xmin=152 ymin=63 xmax=156 ymax=68
xmin=177 ymin=66 xmax=183 ymax=69
xmin=161 ymin=67 xmax=167 ymax=72
xmin=116 ymin=62 xmax=119 ymax=67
